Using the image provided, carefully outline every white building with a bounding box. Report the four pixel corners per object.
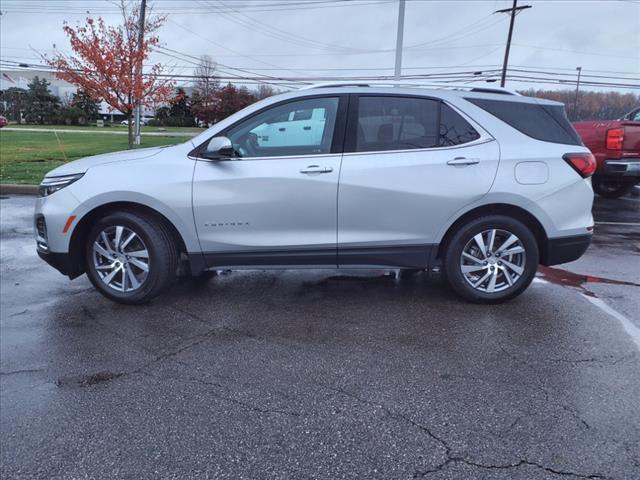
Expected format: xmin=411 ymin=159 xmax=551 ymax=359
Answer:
xmin=0 ymin=68 xmax=185 ymax=119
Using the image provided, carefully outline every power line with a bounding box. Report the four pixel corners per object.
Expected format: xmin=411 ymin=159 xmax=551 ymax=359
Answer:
xmin=201 ymin=0 xmax=375 ymax=54
xmin=4 ymin=59 xmax=638 ymax=90
xmin=4 ymin=55 xmax=638 ymax=84
xmin=165 ymin=18 xmax=309 ymax=77
xmin=0 ymin=0 xmax=392 ymax=15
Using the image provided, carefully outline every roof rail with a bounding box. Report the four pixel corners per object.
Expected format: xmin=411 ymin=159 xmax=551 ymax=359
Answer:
xmin=298 ymin=81 xmax=519 ymax=95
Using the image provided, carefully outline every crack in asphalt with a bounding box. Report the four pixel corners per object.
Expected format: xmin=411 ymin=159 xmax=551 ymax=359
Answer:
xmin=53 ymin=313 xmax=267 ymax=418
xmin=81 ymin=304 xmax=158 ymax=356
xmin=415 ymin=457 xmax=609 ymax=478
xmin=171 ymin=306 xmax=256 ymax=339
xmin=175 ymin=374 xmax=302 ymax=417
xmin=55 ymin=327 xmax=220 ymax=388
xmin=496 ymin=346 xmax=594 ymax=431
xmin=0 ymin=368 xmax=45 ymax=376
xmin=545 ymin=354 xmax=634 ymax=366
xmin=314 ymin=382 xmax=449 ymax=453
xmin=314 ymin=382 xmax=609 ymax=480
xmin=534 ymin=383 xmax=592 ymax=430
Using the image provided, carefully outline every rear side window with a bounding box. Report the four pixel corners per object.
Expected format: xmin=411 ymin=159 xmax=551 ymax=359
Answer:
xmin=466 ymin=97 xmax=581 ymax=145
xmin=440 ymin=104 xmax=480 ymax=146
xmin=356 ymin=96 xmax=439 ymax=152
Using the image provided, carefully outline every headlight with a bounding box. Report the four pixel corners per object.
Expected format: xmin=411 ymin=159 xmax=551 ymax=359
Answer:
xmin=39 ymin=173 xmax=84 ymax=197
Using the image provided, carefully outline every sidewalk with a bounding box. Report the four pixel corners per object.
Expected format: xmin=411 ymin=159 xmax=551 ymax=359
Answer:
xmin=0 ymin=184 xmax=38 ymax=195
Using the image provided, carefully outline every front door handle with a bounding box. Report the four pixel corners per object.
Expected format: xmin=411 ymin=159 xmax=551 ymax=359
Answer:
xmin=300 ymin=165 xmax=333 ymax=174
xmin=447 ymin=157 xmax=480 ymax=166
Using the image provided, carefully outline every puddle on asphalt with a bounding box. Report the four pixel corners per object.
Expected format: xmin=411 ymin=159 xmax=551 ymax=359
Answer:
xmin=537 ymin=265 xmax=640 ymax=297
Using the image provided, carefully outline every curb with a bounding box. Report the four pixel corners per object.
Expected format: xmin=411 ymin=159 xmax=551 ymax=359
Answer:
xmin=0 ymin=184 xmax=38 ymax=195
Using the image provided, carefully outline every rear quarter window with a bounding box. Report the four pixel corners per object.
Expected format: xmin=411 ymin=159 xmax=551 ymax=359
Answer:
xmin=440 ymin=104 xmax=480 ymax=146
xmin=466 ymin=98 xmax=582 ymax=146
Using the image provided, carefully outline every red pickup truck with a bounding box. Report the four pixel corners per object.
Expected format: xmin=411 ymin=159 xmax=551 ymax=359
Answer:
xmin=573 ymin=107 xmax=640 ymax=198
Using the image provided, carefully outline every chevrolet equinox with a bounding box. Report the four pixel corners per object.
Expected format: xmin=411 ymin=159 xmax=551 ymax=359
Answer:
xmin=35 ymin=84 xmax=595 ymax=304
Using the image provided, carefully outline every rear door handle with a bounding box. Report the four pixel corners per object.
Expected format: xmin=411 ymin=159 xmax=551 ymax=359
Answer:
xmin=300 ymin=165 xmax=333 ymax=174
xmin=447 ymin=157 xmax=480 ymax=166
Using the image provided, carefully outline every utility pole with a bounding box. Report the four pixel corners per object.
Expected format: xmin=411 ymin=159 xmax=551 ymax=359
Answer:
xmin=573 ymin=66 xmax=582 ymax=120
xmin=495 ymin=1 xmax=531 ymax=87
xmin=134 ymin=0 xmax=146 ymax=146
xmin=394 ymin=0 xmax=406 ymax=83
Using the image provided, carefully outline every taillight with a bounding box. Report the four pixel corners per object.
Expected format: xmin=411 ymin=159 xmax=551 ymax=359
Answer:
xmin=606 ymin=128 xmax=624 ymax=150
xmin=563 ymin=152 xmax=597 ymax=178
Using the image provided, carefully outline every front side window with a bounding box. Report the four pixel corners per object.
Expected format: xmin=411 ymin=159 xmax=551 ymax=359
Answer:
xmin=355 ymin=96 xmax=439 ymax=152
xmin=226 ymin=97 xmax=339 ymax=158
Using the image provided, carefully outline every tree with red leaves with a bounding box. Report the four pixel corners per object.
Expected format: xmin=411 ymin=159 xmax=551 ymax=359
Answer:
xmin=211 ymin=84 xmax=256 ymax=123
xmin=47 ymin=1 xmax=173 ymax=148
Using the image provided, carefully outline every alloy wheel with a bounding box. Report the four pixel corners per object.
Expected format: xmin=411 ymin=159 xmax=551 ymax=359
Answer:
xmin=460 ymin=228 xmax=526 ymax=293
xmin=92 ymin=225 xmax=149 ymax=293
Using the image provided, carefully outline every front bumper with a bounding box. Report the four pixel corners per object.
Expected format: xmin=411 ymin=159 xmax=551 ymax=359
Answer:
xmin=37 ymin=249 xmax=80 ymax=278
xmin=541 ymin=233 xmax=592 ymax=266
xmin=34 ymin=188 xmax=83 ymax=279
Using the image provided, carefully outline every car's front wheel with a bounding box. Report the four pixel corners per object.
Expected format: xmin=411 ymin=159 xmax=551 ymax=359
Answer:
xmin=443 ymin=215 xmax=539 ymax=303
xmin=84 ymin=211 xmax=178 ymax=304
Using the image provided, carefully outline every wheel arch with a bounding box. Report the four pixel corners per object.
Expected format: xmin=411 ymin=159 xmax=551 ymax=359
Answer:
xmin=67 ymin=201 xmax=190 ymax=278
xmin=435 ymin=203 xmax=549 ymax=264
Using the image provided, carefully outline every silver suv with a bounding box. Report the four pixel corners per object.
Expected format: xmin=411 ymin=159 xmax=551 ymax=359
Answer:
xmin=34 ymin=84 xmax=595 ymax=304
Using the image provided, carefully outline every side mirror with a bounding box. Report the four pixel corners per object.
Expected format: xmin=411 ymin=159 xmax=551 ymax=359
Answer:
xmin=203 ymin=136 xmax=235 ymax=160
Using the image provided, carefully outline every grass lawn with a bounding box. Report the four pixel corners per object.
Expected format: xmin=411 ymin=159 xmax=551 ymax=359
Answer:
xmin=5 ymin=123 xmax=206 ymax=134
xmin=0 ymin=130 xmax=187 ymax=184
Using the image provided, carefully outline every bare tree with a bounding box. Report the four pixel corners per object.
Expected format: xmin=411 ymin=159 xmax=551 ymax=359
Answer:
xmin=254 ymin=84 xmax=280 ymax=100
xmin=195 ymin=55 xmax=219 ymax=98
xmin=190 ymin=55 xmax=220 ymax=125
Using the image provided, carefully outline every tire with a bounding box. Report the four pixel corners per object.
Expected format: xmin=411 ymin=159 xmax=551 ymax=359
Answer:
xmin=592 ymin=181 xmax=635 ymax=199
xmin=84 ymin=211 xmax=178 ymax=304
xmin=443 ymin=215 xmax=539 ymax=304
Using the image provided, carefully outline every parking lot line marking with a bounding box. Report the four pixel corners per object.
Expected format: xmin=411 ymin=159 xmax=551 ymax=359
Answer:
xmin=595 ymin=221 xmax=640 ymax=227
xmin=581 ymin=294 xmax=640 ymax=351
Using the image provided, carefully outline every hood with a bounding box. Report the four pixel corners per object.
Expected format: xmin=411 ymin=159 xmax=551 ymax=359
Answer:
xmin=45 ymin=145 xmax=171 ymax=177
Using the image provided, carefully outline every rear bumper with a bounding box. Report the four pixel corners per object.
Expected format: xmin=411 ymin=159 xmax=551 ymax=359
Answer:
xmin=541 ymin=234 xmax=592 ymax=266
xmin=598 ymin=158 xmax=640 ymax=181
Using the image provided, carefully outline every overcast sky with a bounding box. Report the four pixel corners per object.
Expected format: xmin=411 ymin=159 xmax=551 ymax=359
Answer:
xmin=1 ymin=0 xmax=638 ymax=92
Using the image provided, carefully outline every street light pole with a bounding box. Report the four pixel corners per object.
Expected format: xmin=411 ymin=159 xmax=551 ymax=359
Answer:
xmin=495 ymin=1 xmax=531 ymax=87
xmin=134 ymin=0 xmax=146 ymax=146
xmin=573 ymin=66 xmax=582 ymax=121
xmin=394 ymin=0 xmax=406 ymax=83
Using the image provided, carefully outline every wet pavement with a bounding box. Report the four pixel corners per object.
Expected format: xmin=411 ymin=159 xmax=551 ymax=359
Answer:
xmin=1 ymin=194 xmax=639 ymax=480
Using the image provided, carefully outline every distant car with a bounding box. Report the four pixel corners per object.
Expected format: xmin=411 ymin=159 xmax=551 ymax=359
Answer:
xmin=0 ymin=115 xmax=7 ymax=128
xmin=35 ymin=84 xmax=595 ymax=304
xmin=121 ymin=118 xmax=150 ymax=126
xmin=573 ymin=106 xmax=640 ymax=198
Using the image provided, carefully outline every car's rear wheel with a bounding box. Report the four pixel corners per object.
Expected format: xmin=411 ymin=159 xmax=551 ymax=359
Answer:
xmin=592 ymin=180 xmax=635 ymax=199
xmin=84 ymin=211 xmax=178 ymax=304
xmin=443 ymin=215 xmax=538 ymax=303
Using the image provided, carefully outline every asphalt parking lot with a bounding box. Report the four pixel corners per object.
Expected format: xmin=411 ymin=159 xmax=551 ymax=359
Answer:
xmin=1 ymin=193 xmax=639 ymax=480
